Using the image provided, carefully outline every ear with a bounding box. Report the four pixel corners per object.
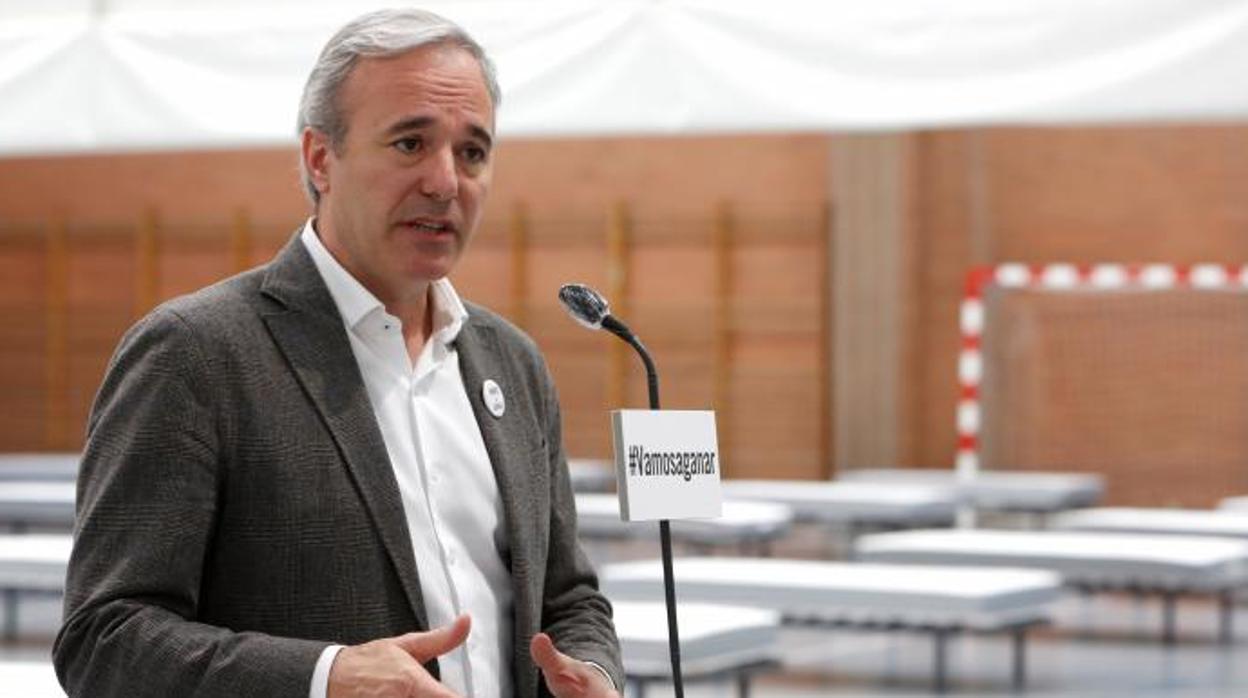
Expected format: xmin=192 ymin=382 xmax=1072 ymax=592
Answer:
xmin=301 ymin=127 xmax=333 ymax=197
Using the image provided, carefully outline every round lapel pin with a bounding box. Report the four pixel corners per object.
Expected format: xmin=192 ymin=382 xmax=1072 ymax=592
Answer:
xmin=482 ymin=379 xmax=506 ymax=418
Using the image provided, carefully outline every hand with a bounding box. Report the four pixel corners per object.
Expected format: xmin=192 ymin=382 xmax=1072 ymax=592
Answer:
xmin=529 ymin=632 xmax=620 ymax=698
xmin=328 ymin=615 xmax=471 ymax=698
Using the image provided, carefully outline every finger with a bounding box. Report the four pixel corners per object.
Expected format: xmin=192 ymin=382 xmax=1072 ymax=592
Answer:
xmin=526 ymin=634 xmax=566 ymax=679
xmin=394 ymin=615 xmax=472 ymax=662
xmin=531 ymin=634 xmax=600 ymax=696
xmin=529 ymin=632 xmax=573 ymax=675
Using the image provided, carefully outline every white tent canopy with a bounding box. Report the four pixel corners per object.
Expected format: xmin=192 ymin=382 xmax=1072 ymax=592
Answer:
xmin=3 ymin=0 xmax=1248 ymax=155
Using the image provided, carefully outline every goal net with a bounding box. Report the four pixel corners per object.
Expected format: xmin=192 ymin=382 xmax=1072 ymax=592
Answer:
xmin=958 ymin=263 xmax=1248 ymax=507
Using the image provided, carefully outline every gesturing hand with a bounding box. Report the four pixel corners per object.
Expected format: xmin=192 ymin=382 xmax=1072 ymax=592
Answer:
xmin=529 ymin=632 xmax=620 ymax=698
xmin=328 ymin=615 xmax=471 ymax=698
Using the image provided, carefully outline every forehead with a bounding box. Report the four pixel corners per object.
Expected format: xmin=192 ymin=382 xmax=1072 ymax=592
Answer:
xmin=338 ymin=43 xmax=494 ymax=135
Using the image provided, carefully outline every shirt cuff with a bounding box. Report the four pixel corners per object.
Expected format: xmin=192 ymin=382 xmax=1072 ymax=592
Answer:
xmin=309 ymin=644 xmax=345 ymax=698
xmin=582 ymin=659 xmax=617 ymax=692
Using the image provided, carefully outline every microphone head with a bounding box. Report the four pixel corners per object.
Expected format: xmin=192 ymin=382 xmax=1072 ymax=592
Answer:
xmin=558 ymin=283 xmax=611 ymax=330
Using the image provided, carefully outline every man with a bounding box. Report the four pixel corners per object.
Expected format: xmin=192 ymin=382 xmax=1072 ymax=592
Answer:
xmin=53 ymin=8 xmax=622 ymax=698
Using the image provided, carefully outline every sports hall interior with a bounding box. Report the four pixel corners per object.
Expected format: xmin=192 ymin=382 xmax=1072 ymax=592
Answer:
xmin=3 ymin=3 xmax=1248 ymax=696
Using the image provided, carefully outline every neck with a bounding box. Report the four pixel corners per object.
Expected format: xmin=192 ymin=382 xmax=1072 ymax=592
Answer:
xmin=392 ymin=286 xmax=435 ymax=363
xmin=311 ymin=216 xmax=435 ymax=364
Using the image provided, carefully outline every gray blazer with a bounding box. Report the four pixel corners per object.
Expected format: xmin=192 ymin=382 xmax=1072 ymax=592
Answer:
xmin=53 ymin=236 xmax=621 ymax=697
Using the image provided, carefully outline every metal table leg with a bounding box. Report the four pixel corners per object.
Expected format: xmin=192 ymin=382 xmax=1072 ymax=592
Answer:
xmin=1011 ymin=626 xmax=1028 ymax=690
xmin=1219 ymin=590 xmax=1234 ymax=645
xmin=1161 ymin=592 xmax=1178 ymax=645
xmin=932 ymin=628 xmax=950 ymax=693
xmin=2 ymin=589 xmax=17 ymax=642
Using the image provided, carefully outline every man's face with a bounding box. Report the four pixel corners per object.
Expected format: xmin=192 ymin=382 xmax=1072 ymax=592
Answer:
xmin=303 ymin=43 xmax=494 ymax=305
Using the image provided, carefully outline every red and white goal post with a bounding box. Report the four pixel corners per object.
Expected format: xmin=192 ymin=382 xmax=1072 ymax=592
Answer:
xmin=956 ymin=262 xmax=1248 ymax=524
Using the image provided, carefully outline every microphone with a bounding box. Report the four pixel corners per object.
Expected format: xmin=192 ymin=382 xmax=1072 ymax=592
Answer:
xmin=557 ymin=283 xmax=683 ymax=698
xmin=557 ymin=284 xmax=658 ymax=408
xmin=557 ymin=283 xmax=610 ymax=330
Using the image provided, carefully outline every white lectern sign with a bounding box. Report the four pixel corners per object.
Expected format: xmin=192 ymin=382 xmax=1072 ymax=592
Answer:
xmin=610 ymin=409 xmax=722 ymax=522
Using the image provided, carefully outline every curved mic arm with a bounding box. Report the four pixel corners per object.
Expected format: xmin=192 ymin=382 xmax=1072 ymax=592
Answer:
xmin=601 ymin=315 xmax=660 ymax=410
xmin=557 ymin=284 xmax=683 ymax=697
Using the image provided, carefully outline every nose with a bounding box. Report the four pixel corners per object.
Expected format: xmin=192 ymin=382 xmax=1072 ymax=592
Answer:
xmin=420 ymin=146 xmax=458 ymax=202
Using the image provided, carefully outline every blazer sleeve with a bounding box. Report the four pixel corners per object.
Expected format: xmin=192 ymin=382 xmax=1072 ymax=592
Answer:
xmin=53 ymin=307 xmax=328 ymax=698
xmin=532 ymin=361 xmax=624 ymax=690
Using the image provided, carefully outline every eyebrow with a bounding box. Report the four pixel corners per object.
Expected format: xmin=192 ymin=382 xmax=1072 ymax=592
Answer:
xmin=383 ymin=115 xmax=493 ymax=150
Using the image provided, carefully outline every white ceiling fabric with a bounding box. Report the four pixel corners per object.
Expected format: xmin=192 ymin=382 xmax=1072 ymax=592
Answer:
xmin=2 ymin=0 xmax=1247 ymax=154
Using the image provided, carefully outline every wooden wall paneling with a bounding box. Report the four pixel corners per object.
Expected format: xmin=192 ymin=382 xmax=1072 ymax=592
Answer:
xmin=606 ymin=201 xmax=632 ymax=410
xmin=43 ymin=219 xmax=69 ymax=449
xmin=68 ymin=226 xmax=137 ymax=450
xmin=164 ymin=223 xmax=230 ymax=302
xmin=450 ymin=214 xmax=511 ymax=314
xmin=910 ymin=126 xmax=1248 ymax=505
xmin=231 ymin=207 xmax=253 ymax=274
xmin=713 ymin=201 xmax=735 ymax=476
xmin=0 ymin=136 xmax=835 ymax=471
xmin=831 ymin=133 xmax=917 ymax=473
xmin=723 ymin=208 xmax=823 ymax=480
xmin=521 ymin=210 xmax=610 ymax=461
xmin=818 ymin=199 xmax=835 ymax=479
xmin=980 ymin=127 xmax=1248 ymax=262
xmin=508 ymin=202 xmax=530 ymax=330
xmin=913 ymin=131 xmax=979 ymax=471
xmin=628 ymin=216 xmax=715 ymax=413
xmin=0 ymin=150 xmax=310 ymax=223
xmin=0 ymin=228 xmax=46 ymax=449
xmin=134 ymin=209 xmax=160 ymax=318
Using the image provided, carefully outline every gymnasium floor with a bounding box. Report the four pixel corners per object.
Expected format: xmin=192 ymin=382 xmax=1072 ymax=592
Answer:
xmin=595 ymin=524 xmax=1248 ymax=697
xmin=6 ymin=572 xmax=1247 ymax=696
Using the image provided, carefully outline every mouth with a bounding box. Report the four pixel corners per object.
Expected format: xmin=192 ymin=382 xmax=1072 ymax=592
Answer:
xmin=400 ymin=218 xmax=457 ymax=236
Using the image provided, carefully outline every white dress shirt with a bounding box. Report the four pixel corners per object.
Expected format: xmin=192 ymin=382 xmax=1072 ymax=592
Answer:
xmin=300 ymin=221 xmax=514 ymax=698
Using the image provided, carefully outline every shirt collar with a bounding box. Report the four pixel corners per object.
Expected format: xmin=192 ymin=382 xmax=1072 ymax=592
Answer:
xmin=299 ymin=218 xmax=468 ymax=344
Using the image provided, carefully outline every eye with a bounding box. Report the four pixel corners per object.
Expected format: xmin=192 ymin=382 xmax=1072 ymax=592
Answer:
xmin=393 ymin=136 xmax=422 ymax=154
xmin=461 ymin=144 xmax=488 ymax=165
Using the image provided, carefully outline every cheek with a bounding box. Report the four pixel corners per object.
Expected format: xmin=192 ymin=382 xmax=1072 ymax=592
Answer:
xmin=358 ymin=180 xmax=413 ymax=230
xmin=463 ymin=178 xmax=490 ymax=217
xmin=349 ymin=154 xmax=406 ymax=195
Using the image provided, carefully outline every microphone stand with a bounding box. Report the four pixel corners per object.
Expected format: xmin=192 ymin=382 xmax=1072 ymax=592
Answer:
xmin=600 ymin=315 xmax=684 ymax=698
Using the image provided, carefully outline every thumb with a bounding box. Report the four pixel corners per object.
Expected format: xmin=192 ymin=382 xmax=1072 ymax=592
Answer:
xmin=529 ymin=632 xmax=572 ymax=675
xmin=393 ymin=614 xmax=472 ymax=662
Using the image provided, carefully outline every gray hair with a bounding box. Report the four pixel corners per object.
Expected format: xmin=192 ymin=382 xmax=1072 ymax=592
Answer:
xmin=296 ymin=8 xmax=501 ymax=204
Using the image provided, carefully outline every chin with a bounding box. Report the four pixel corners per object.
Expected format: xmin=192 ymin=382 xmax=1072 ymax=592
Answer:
xmin=405 ymin=262 xmax=454 ymax=283
xmin=399 ymin=245 xmax=459 ymax=279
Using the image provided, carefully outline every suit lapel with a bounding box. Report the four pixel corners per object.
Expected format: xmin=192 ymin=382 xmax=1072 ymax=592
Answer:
xmin=455 ymin=318 xmax=545 ymax=692
xmin=259 ymin=237 xmax=430 ymax=632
